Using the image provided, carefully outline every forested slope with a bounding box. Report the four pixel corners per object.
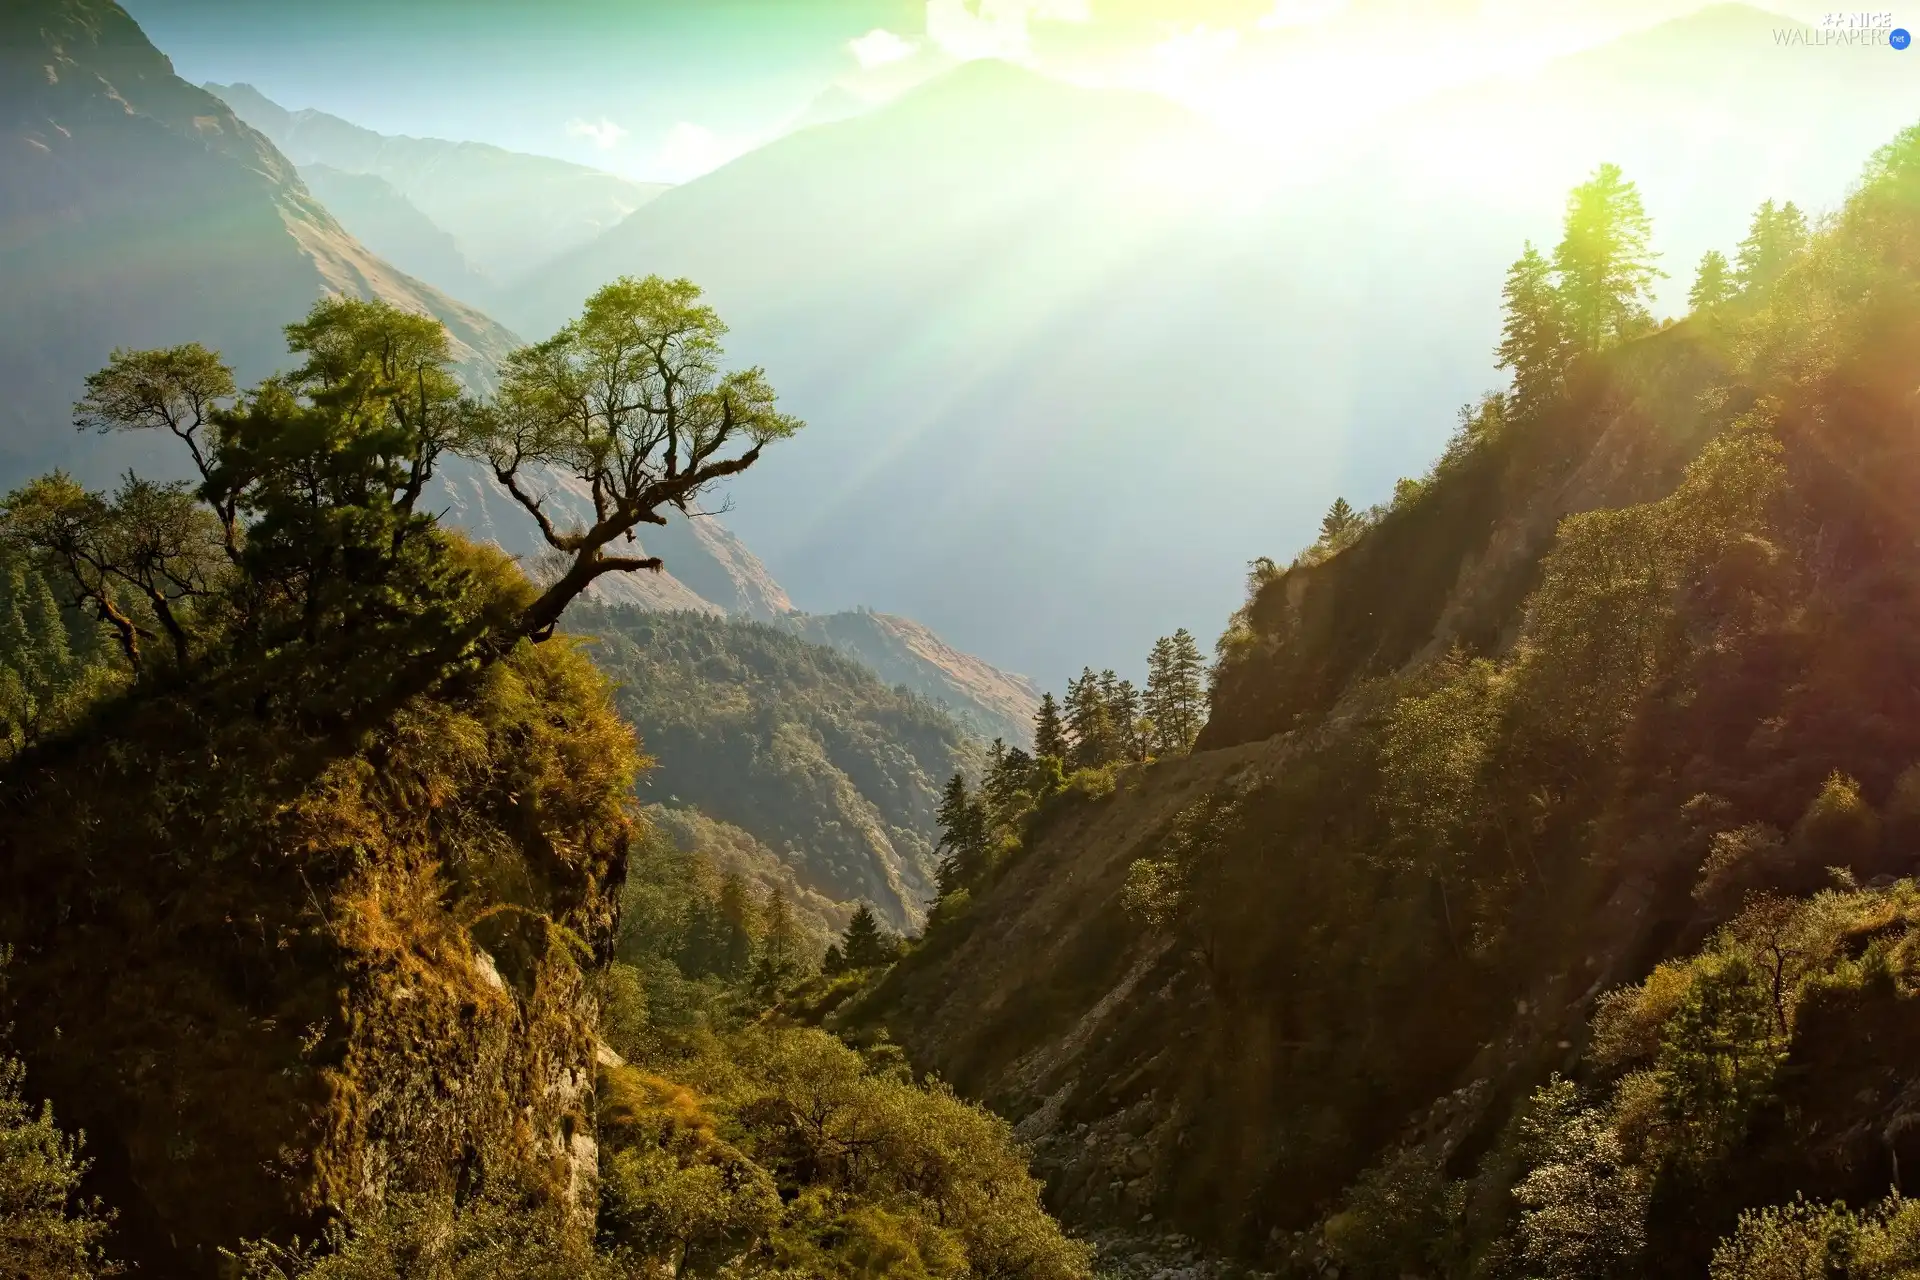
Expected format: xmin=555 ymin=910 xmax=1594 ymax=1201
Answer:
xmin=859 ymin=125 xmax=1920 ymax=1278
xmin=571 ymin=605 xmax=983 ymax=932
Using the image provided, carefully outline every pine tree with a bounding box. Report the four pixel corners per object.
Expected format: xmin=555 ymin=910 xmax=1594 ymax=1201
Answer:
xmin=1688 ymin=249 xmax=1734 ymax=312
xmin=985 ymin=744 xmax=1035 ymax=819
xmin=1065 ymin=668 xmax=1114 ymax=770
xmin=841 ymin=903 xmax=894 ymax=969
xmin=935 ymin=772 xmax=989 ymax=897
xmin=715 ymin=872 xmax=761 ymax=980
xmin=1144 ymin=636 xmax=1176 ymax=756
xmin=1319 ymin=497 xmax=1361 ymax=549
xmin=1107 ymin=676 xmax=1143 ymax=762
xmin=1033 ymin=692 xmax=1069 ymax=764
xmin=1496 ymin=242 xmax=1571 ymax=405
xmin=1734 ymin=199 xmax=1809 ymax=296
xmin=1551 ymin=164 xmax=1661 ymax=352
xmin=1160 ymin=628 xmax=1208 ymax=755
xmin=751 ymin=888 xmax=805 ymax=997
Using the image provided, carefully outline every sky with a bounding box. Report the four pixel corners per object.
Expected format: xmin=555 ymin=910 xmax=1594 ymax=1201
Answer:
xmin=126 ymin=0 xmax=1845 ymax=183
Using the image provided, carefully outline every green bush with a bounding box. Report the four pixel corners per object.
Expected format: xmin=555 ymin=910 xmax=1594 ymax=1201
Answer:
xmin=1791 ymin=773 xmax=1882 ymax=875
xmin=0 ymin=1053 xmax=118 ymax=1279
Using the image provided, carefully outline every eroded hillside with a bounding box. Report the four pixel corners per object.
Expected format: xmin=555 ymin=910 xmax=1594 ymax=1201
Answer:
xmin=858 ymin=123 xmax=1920 ymax=1276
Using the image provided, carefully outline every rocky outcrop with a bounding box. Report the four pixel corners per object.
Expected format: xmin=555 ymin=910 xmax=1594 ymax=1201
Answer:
xmin=0 ymin=632 xmax=637 ymax=1274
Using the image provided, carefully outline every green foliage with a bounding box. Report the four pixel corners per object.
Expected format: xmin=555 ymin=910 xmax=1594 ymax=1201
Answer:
xmin=1508 ymin=1078 xmax=1648 ymax=1280
xmin=592 ymin=1007 xmax=1092 ymax=1280
xmin=840 ymin=903 xmax=902 ymax=971
xmin=1710 ymin=1193 xmax=1920 ymax=1280
xmin=1734 ymin=200 xmax=1811 ymax=298
xmin=573 ymin=606 xmax=981 ymax=926
xmin=1032 ymin=692 xmax=1069 ymax=766
xmin=229 ymin=1186 xmax=617 ymax=1280
xmin=1791 ymin=772 xmax=1882 ymax=871
xmin=1551 ymin=162 xmax=1662 ymax=352
xmin=1498 ymin=240 xmax=1572 ymax=406
xmin=0 ymin=1051 xmax=119 ymax=1279
xmin=1322 ymin=1147 xmax=1465 ymax=1280
xmin=1143 ymin=628 xmax=1207 ymax=757
xmin=1692 ymin=248 xmax=1736 ymax=312
xmin=0 ymin=550 xmax=120 ymax=757
xmin=478 ymin=274 xmax=801 ymax=637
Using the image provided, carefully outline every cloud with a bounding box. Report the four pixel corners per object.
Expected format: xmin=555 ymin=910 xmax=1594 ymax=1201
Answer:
xmin=565 ymin=116 xmax=629 ymax=150
xmin=850 ymin=27 xmax=918 ymax=68
xmin=656 ymin=122 xmax=749 ymax=182
xmin=924 ymin=0 xmax=1092 ymax=62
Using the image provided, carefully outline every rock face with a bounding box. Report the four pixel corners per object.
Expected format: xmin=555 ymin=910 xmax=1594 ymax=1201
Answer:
xmin=0 ymin=0 xmax=517 ymax=487
xmin=0 ymin=633 xmax=638 ymax=1275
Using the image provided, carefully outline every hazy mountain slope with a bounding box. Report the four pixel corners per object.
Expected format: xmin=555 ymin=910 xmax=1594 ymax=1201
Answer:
xmin=775 ymin=608 xmax=1041 ymax=747
xmin=571 ymin=605 xmax=983 ymax=933
xmin=0 ymin=0 xmax=516 ymax=488
xmin=855 ymin=121 xmax=1920 ymax=1273
xmin=297 ymin=163 xmax=492 ymax=305
xmin=499 ymin=15 xmax=1920 ymax=690
xmin=206 ymin=81 xmax=670 ymax=284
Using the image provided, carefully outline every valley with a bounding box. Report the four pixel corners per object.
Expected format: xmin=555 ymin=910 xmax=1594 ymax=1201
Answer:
xmin=4 ymin=0 xmax=1920 ymax=1277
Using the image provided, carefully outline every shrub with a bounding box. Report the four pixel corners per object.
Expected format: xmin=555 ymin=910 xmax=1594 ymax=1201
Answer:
xmin=1592 ymin=964 xmax=1695 ymax=1070
xmin=1322 ymin=1147 xmax=1464 ymax=1279
xmin=1709 ymin=1195 xmax=1858 ymax=1280
xmin=1509 ymin=1078 xmax=1648 ymax=1280
xmin=1792 ymin=772 xmax=1882 ymax=874
xmin=0 ymin=1054 xmax=118 ymax=1279
xmin=229 ymin=1187 xmax=616 ymax=1280
xmin=1695 ymin=823 xmax=1789 ymax=912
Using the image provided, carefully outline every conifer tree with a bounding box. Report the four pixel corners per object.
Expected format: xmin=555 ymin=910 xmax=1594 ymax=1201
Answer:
xmin=1689 ymin=249 xmax=1734 ymax=312
xmin=1496 ymin=242 xmax=1571 ymax=405
xmin=715 ymin=872 xmax=761 ymax=980
xmin=751 ymin=888 xmax=805 ymax=997
xmin=1033 ymin=692 xmax=1069 ymax=764
xmin=1158 ymin=628 xmax=1208 ymax=755
xmin=1319 ymin=497 xmax=1362 ymax=549
xmin=841 ymin=903 xmax=894 ymax=969
xmin=1145 ymin=635 xmax=1175 ymax=753
xmin=1551 ymin=164 xmax=1661 ymax=352
xmin=1734 ymin=199 xmax=1810 ymax=295
xmin=935 ymin=772 xmax=989 ymax=896
xmin=1107 ymin=676 xmax=1143 ymax=763
xmin=1065 ymin=668 xmax=1115 ymax=770
xmin=985 ymin=744 xmax=1035 ymax=819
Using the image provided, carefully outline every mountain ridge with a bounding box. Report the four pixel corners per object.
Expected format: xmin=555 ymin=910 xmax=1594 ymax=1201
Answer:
xmin=204 ymin=80 xmax=671 ymax=286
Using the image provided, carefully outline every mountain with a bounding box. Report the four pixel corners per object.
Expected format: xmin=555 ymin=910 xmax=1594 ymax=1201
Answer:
xmin=850 ymin=116 xmax=1920 ymax=1274
xmin=205 ymin=82 xmax=670 ymax=286
xmin=571 ymin=605 xmax=985 ymax=932
xmin=499 ymin=13 xmax=1920 ymax=691
xmin=0 ymin=0 xmax=517 ymax=488
xmin=773 ymin=608 xmax=1041 ymax=747
xmin=296 ymin=162 xmax=492 ymax=305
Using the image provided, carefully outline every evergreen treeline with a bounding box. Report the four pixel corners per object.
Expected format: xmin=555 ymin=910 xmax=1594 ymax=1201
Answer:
xmin=923 ymin=629 xmax=1209 ymax=922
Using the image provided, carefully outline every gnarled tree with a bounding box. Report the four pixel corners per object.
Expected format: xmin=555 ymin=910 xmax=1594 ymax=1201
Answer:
xmin=476 ymin=276 xmax=801 ymax=641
